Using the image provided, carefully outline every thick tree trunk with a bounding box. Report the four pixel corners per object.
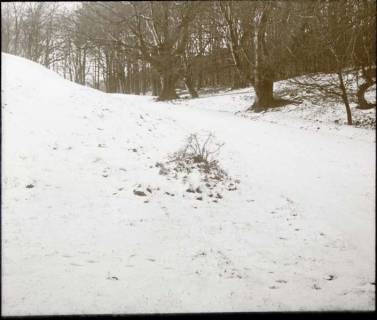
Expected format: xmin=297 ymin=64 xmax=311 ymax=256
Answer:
xmin=356 ymin=81 xmax=375 ymax=110
xmin=250 ymin=11 xmax=275 ymax=113
xmin=251 ymin=78 xmax=274 ymax=112
xmin=356 ymin=66 xmax=376 ymax=110
xmin=158 ymin=72 xmax=178 ymax=101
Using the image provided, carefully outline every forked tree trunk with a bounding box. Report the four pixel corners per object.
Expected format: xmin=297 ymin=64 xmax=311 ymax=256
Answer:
xmin=251 ymin=78 xmax=274 ymax=112
xmin=158 ymin=72 xmax=178 ymax=101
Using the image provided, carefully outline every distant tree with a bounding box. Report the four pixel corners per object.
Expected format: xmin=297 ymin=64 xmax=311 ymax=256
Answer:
xmin=125 ymin=1 xmax=200 ymax=100
xmin=290 ymin=0 xmax=376 ymax=125
xmin=352 ymin=0 xmax=376 ymax=110
xmin=218 ymin=1 xmax=304 ymax=112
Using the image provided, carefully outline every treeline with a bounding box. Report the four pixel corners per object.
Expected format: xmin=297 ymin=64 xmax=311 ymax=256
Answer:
xmin=1 ymin=1 xmax=375 ymax=119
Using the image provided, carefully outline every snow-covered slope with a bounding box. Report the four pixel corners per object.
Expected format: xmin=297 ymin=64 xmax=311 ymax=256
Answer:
xmin=2 ymin=53 xmax=375 ymax=315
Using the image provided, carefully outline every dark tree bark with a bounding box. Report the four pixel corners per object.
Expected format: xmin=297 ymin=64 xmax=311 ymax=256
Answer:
xmin=141 ymin=63 xmax=147 ymax=95
xmin=125 ymin=63 xmax=131 ymax=93
xmin=132 ymin=63 xmax=140 ymax=95
xmin=182 ymin=55 xmax=199 ymax=98
xmin=356 ymin=66 xmax=376 ymax=110
xmin=197 ymin=69 xmax=203 ymax=90
xmin=356 ymin=81 xmax=375 ymax=110
xmin=337 ymin=72 xmax=353 ymax=125
xmin=249 ymin=5 xmax=276 ymax=112
xmin=251 ymin=78 xmax=274 ymax=112
xmin=151 ymin=69 xmax=161 ymax=96
xmin=184 ymin=76 xmax=199 ymax=98
xmin=158 ymin=72 xmax=178 ymax=101
xmin=231 ymin=68 xmax=248 ymax=89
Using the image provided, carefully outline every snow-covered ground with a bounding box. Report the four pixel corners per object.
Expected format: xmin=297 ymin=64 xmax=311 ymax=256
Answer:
xmin=1 ymin=53 xmax=375 ymax=315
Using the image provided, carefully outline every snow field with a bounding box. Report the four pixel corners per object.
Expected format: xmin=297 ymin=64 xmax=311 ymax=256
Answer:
xmin=1 ymin=53 xmax=375 ymax=314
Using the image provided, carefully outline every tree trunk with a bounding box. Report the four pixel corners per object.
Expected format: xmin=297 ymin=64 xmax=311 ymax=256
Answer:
xmin=184 ymin=76 xmax=198 ymax=98
xmin=197 ymin=69 xmax=203 ymax=90
xmin=356 ymin=81 xmax=375 ymax=110
xmin=337 ymin=72 xmax=353 ymax=125
xmin=141 ymin=63 xmax=147 ymax=95
xmin=82 ymin=47 xmax=86 ymax=85
xmin=151 ymin=68 xmax=160 ymax=96
xmin=125 ymin=64 xmax=131 ymax=93
xmin=251 ymin=78 xmax=274 ymax=112
xmin=249 ymin=8 xmax=276 ymax=113
xmin=231 ymin=69 xmax=248 ymax=90
xmin=158 ymin=72 xmax=178 ymax=101
xmin=356 ymin=66 xmax=376 ymax=110
xmin=133 ymin=63 xmax=140 ymax=95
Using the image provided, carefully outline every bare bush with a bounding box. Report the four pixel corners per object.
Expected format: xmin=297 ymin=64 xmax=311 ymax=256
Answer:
xmin=156 ymin=133 xmax=238 ymax=202
xmin=170 ymin=133 xmax=225 ymax=168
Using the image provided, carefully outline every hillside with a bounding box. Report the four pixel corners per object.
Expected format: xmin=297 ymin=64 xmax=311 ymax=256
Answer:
xmin=1 ymin=53 xmax=375 ymax=314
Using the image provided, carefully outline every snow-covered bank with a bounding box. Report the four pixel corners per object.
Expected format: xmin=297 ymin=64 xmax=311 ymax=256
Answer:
xmin=2 ymin=53 xmax=375 ymax=314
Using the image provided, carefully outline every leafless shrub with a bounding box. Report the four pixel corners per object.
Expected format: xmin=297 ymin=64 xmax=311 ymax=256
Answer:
xmin=166 ymin=133 xmax=230 ymax=185
xmin=156 ymin=133 xmax=239 ymax=201
xmin=171 ymin=133 xmax=225 ymax=165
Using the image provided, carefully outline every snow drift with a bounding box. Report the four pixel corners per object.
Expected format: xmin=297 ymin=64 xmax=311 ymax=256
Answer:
xmin=1 ymin=53 xmax=375 ymax=314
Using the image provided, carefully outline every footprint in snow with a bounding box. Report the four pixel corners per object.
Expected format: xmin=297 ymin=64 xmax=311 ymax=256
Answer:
xmin=324 ymin=274 xmax=336 ymax=281
xmin=276 ymin=279 xmax=288 ymax=284
xmin=312 ymin=283 xmax=321 ymax=290
xmin=86 ymin=260 xmax=98 ymax=264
